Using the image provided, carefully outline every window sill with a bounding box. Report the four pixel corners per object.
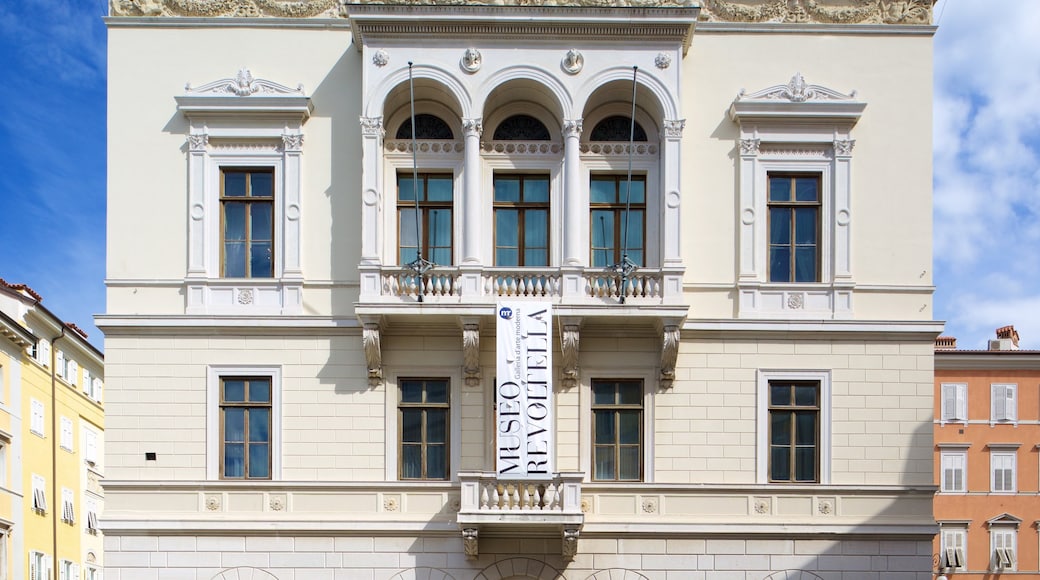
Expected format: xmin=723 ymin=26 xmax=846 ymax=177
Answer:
xmin=185 ymin=278 xmax=302 ymax=315
xmin=738 ymin=281 xmax=853 ymax=319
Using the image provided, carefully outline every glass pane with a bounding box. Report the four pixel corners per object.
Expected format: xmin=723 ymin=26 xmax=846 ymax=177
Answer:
xmin=627 ymin=249 xmax=644 ymax=267
xmin=770 ymin=446 xmax=790 ymax=481
xmin=594 ymin=411 xmax=615 ymax=444
xmin=621 ymin=179 xmax=645 ymax=204
xmin=399 ymin=210 xmax=419 ymax=247
xmin=619 ymin=382 xmax=641 ymax=405
xmin=769 ymin=247 xmax=790 ymax=283
xmin=594 ymin=446 xmax=614 ymax=480
xmin=623 ymin=211 xmax=643 ymax=254
xmin=768 ymin=177 xmax=790 ymax=202
xmin=618 ymin=411 xmax=640 ymax=444
xmin=795 ymin=447 xmax=816 ymax=481
xmin=794 ymin=385 xmax=816 ymax=406
xmin=428 ymin=210 xmax=451 ymax=247
xmin=618 ymin=446 xmax=640 ymax=480
xmin=770 ymin=384 xmax=790 ymax=406
xmin=494 ymin=177 xmax=520 ymax=202
xmin=794 ymin=208 xmax=816 ymax=245
xmin=251 ymin=204 xmax=272 ymax=242
xmin=427 ymin=409 xmax=447 ymax=443
xmin=401 ymin=445 xmax=421 ymax=478
xmin=795 ymin=412 xmax=816 ymax=445
xmin=525 ymin=249 xmax=548 ymax=267
xmin=398 ymin=176 xmax=417 ymax=201
xmin=590 ymin=178 xmax=615 ymax=204
xmin=769 ymin=208 xmax=791 ymax=244
xmin=524 ymin=178 xmax=549 ymax=202
xmin=426 ymin=176 xmax=453 ymax=201
xmin=430 ymin=247 xmax=451 ymax=265
xmin=525 ymin=210 xmax=548 ymax=249
xmin=496 ymin=248 xmax=519 ymax=267
xmin=401 ymin=409 xmax=422 ymax=442
xmin=224 ymin=203 xmax=246 ymax=241
xmin=249 ymin=379 xmax=271 ymax=402
xmin=401 ymin=381 xmax=422 ymax=403
xmin=496 ymin=210 xmax=519 ymax=245
xmin=224 ymin=172 xmax=247 ymax=197
xmin=593 ymin=383 xmax=615 ymax=406
xmin=426 ymin=444 xmax=446 ymax=479
xmin=794 ymin=247 xmax=816 ymax=283
xmin=426 ymin=380 xmax=448 ymax=403
xmin=250 ymin=242 xmax=273 ymax=277
xmin=248 ymin=444 xmax=269 ymax=478
xmin=223 ymin=380 xmax=246 ymax=402
xmin=249 ymin=409 xmax=270 ymax=442
xmin=224 ymin=409 xmax=245 ymax=441
xmin=795 ymin=177 xmax=818 ymax=202
xmin=250 ymin=172 xmax=273 ymax=198
xmin=770 ymin=412 xmax=791 ymax=445
xmin=224 ymin=443 xmax=244 ymax=477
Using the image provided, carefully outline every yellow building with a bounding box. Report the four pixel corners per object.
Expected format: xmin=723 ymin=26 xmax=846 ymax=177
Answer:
xmin=0 ymin=280 xmax=104 ymax=580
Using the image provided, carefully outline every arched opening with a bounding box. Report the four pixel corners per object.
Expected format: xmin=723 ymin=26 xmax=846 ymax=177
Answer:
xmin=493 ymin=114 xmax=551 ymax=141
xmin=396 ymin=113 xmax=455 ymax=140
xmin=589 ymin=115 xmax=647 ymax=142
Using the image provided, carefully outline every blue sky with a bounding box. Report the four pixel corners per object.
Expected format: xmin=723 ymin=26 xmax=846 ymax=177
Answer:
xmin=0 ymin=1 xmax=1035 ymax=352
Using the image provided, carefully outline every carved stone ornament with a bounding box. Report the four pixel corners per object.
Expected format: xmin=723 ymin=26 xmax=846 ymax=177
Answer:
xmin=739 ymin=138 xmax=760 ymax=155
xmin=187 ymin=133 xmax=209 ymax=152
xmin=269 ymin=496 xmax=285 ymax=511
xmin=641 ymin=498 xmax=658 ymax=513
xmin=460 ymin=48 xmax=482 ymax=73
xmin=110 ymin=0 xmax=339 ymax=18
xmin=462 ymin=528 xmax=479 ymax=558
xmin=462 ymin=118 xmax=483 ymax=137
xmin=818 ymin=499 xmax=834 ymax=515
xmin=833 ymin=138 xmax=855 ymax=156
xmin=663 ymin=119 xmax=685 ymax=139
xmin=655 ymin=52 xmax=672 ymax=69
xmin=383 ymin=497 xmax=399 ymax=512
xmin=698 ymin=0 xmax=933 ymax=25
xmin=237 ymin=289 xmax=254 ymax=305
xmin=359 ymin=116 xmax=385 ymax=137
xmin=362 ymin=323 xmax=383 ymax=386
xmin=787 ymin=293 xmax=804 ymax=310
xmin=282 ymin=133 xmax=304 ymax=151
xmin=205 ymin=496 xmax=221 ymax=511
xmin=560 ymin=323 xmax=580 ymax=389
xmin=562 ymin=528 xmax=580 ymax=559
xmin=737 ymin=72 xmax=857 ymax=103
xmin=561 ymin=49 xmax=584 ymax=75
xmin=185 ymin=68 xmax=304 ymax=97
xmin=580 ymin=498 xmax=592 ymax=513
xmin=754 ymin=498 xmax=770 ymax=514
xmin=660 ymin=325 xmax=679 ymax=389
xmin=372 ymin=49 xmax=390 ymax=67
xmin=562 ymin=119 xmax=583 ymax=139
xmin=462 ymin=323 xmax=481 ymax=388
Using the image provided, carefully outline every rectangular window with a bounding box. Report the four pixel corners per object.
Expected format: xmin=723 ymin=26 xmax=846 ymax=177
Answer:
xmin=38 ymin=339 xmax=51 ymax=367
xmin=221 ymin=168 xmax=274 ymax=278
xmin=31 ymin=474 xmax=47 ymax=513
xmin=991 ymin=383 xmax=1017 ymax=423
xmin=30 ymin=399 xmax=45 ymax=437
xmin=940 ymin=382 xmax=967 ymax=423
xmin=60 ymin=417 xmax=73 ymax=452
xmin=992 ymin=528 xmax=1016 ymax=570
xmin=494 ymin=174 xmax=549 ymax=266
xmin=768 ymin=174 xmax=820 ymax=283
xmin=29 ymin=551 xmax=50 ymax=580
xmin=83 ymin=369 xmax=91 ymax=394
xmin=220 ymin=377 xmax=272 ymax=479
xmin=397 ymin=173 xmax=453 ymax=266
xmin=941 ymin=451 xmax=966 ymax=492
xmin=991 ymin=452 xmax=1016 ymax=493
xmin=56 ymin=350 xmax=66 ymax=381
xmin=768 ymin=380 xmax=820 ymax=482
xmin=61 ymin=488 xmax=74 ymax=524
xmin=399 ymin=378 xmax=450 ymax=480
xmin=84 ymin=566 xmax=100 ymax=580
xmin=66 ymin=359 xmax=78 ymax=387
xmin=590 ymin=175 xmax=645 ymax=267
xmin=59 ymin=560 xmax=77 ymax=580
xmin=592 ymin=379 xmax=643 ymax=481
xmin=87 ymin=377 xmax=103 ymax=403
xmin=83 ymin=427 xmax=98 ymax=465
xmin=85 ymin=497 xmax=99 ymax=534
xmin=941 ymin=528 xmax=966 ymax=570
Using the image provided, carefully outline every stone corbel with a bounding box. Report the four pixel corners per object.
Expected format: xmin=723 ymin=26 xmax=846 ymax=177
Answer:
xmin=559 ymin=317 xmax=581 ymax=389
xmin=562 ymin=527 xmax=580 ymax=559
xmin=659 ymin=320 xmax=681 ymax=389
xmin=462 ymin=527 xmax=479 ymax=558
xmin=460 ymin=316 xmax=481 ymax=388
xmin=360 ymin=316 xmax=382 ymax=386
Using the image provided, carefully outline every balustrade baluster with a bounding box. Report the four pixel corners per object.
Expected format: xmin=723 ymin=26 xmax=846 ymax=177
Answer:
xmin=521 ymin=485 xmax=531 ymax=510
xmin=490 ymin=485 xmax=501 ymax=510
xmin=532 ymin=486 xmax=543 ymax=510
xmin=479 ymin=484 xmax=490 ymax=510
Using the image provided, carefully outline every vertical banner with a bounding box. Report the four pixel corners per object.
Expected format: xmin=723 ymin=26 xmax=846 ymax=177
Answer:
xmin=496 ymin=302 xmax=553 ymax=479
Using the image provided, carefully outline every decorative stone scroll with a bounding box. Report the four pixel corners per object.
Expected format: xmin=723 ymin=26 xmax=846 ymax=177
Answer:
xmin=362 ymin=322 xmax=382 ymax=386
xmin=185 ymin=68 xmax=304 ymax=97
xmin=462 ymin=528 xmax=479 ymax=558
xmin=562 ymin=527 xmax=580 ymax=559
xmin=560 ymin=321 xmax=580 ymax=389
xmin=699 ymin=0 xmax=933 ymax=25
xmin=461 ymin=320 xmax=481 ymax=388
xmin=660 ymin=324 xmax=679 ymax=389
xmin=736 ymin=72 xmax=857 ymax=103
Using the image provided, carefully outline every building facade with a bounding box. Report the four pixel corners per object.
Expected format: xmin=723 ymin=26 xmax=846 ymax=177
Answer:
xmin=101 ymin=1 xmax=941 ymax=579
xmin=0 ymin=280 xmax=105 ymax=580
xmin=933 ymin=327 xmax=1040 ymax=578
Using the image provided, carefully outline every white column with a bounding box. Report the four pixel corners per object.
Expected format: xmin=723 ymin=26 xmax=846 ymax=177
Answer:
xmin=737 ymin=132 xmax=760 ymax=279
xmin=832 ymin=138 xmax=855 ymax=280
xmin=562 ymin=119 xmax=583 ymax=266
xmin=281 ymin=131 xmax=304 ymax=277
xmin=462 ymin=119 xmax=483 ymax=265
xmin=359 ymin=116 xmax=385 ymax=300
xmin=660 ymin=119 xmax=685 ymax=303
xmin=186 ymin=127 xmax=208 ymax=277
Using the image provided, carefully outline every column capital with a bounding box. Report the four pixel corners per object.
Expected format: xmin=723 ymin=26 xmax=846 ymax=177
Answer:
xmin=359 ymin=116 xmax=384 ymax=137
xmin=462 ymin=118 xmax=483 ymax=137
xmin=663 ymin=119 xmax=685 ymax=139
xmin=563 ymin=119 xmax=583 ymax=139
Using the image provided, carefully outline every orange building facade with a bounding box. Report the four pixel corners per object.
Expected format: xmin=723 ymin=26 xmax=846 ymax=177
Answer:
xmin=934 ymin=327 xmax=1040 ymax=578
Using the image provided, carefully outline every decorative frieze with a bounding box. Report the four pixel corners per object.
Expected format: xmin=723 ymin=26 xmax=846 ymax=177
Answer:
xmin=737 ymin=72 xmax=857 ymax=103
xmin=699 ymin=0 xmax=932 ymax=25
xmin=579 ymin=143 xmax=658 ymax=156
xmin=384 ymin=140 xmax=463 ymax=154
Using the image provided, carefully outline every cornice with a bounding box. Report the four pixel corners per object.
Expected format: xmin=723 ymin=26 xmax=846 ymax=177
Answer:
xmin=935 ymin=351 xmax=1040 ymax=371
xmin=683 ymin=319 xmax=944 ymax=340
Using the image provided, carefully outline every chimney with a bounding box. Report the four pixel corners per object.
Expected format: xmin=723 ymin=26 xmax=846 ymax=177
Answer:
xmin=989 ymin=325 xmax=1020 ymax=351
xmin=934 ymin=336 xmax=957 ymax=350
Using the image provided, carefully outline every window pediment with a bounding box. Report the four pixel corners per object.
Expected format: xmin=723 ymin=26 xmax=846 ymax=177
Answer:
xmin=176 ymin=69 xmax=312 ymax=121
xmin=730 ymin=73 xmax=865 ymax=126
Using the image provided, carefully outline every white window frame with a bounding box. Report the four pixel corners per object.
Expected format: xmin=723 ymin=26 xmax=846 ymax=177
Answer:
xmin=84 ymin=497 xmax=98 ymax=534
xmin=61 ymin=488 xmax=74 ymax=524
xmin=990 ymin=450 xmax=1016 ymax=493
xmin=59 ymin=417 xmax=73 ymax=452
xmin=940 ymin=450 xmax=967 ymax=493
xmin=82 ymin=425 xmax=98 ymax=466
xmin=82 ymin=369 xmax=91 ymax=395
xmin=578 ymin=366 xmax=657 ymax=483
xmin=991 ymin=383 xmax=1017 ymax=424
xmin=59 ymin=559 xmax=77 ymax=580
xmin=939 ymin=526 xmax=967 ymax=571
xmin=66 ymin=359 xmax=78 ymax=387
xmin=31 ymin=474 xmax=46 ymax=513
xmin=29 ymin=551 xmax=50 ymax=580
xmin=30 ymin=399 xmax=44 ymax=437
xmin=206 ymin=365 xmax=282 ymax=480
xmin=940 ymin=382 xmax=967 ymax=423
xmin=991 ymin=527 xmax=1017 ymax=571
xmin=55 ymin=350 xmax=66 ymax=381
xmin=384 ymin=367 xmax=462 ymax=481
xmin=87 ymin=377 xmax=102 ymax=403
xmin=37 ymin=339 xmax=50 ymax=367
xmin=83 ymin=566 xmax=100 ymax=580
xmin=756 ymin=370 xmax=831 ymax=484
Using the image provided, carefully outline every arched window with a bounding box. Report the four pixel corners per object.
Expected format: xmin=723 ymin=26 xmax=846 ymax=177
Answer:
xmin=589 ymin=116 xmax=647 ymax=142
xmin=493 ymin=115 xmax=551 ymax=141
xmin=396 ymin=114 xmax=454 ymax=140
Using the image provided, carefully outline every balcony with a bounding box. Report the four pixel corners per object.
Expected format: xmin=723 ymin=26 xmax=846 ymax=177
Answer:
xmin=457 ymin=471 xmax=584 ymax=559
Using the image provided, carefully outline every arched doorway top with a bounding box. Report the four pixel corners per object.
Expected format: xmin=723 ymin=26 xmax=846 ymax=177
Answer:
xmin=578 ymin=65 xmax=676 ymax=122
xmin=210 ymin=567 xmax=280 ymax=580
xmin=366 ymin=63 xmax=471 ymax=119
xmin=585 ymin=569 xmax=650 ymax=580
xmin=388 ymin=567 xmax=459 ymax=580
xmin=763 ymin=571 xmax=825 ymax=580
xmin=474 ymin=557 xmax=564 ymax=580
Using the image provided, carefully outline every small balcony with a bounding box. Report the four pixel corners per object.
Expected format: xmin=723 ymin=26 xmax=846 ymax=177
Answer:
xmin=456 ymin=471 xmax=584 ymax=559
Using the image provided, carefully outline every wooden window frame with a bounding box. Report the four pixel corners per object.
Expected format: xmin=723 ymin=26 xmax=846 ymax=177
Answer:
xmin=767 ymin=380 xmax=821 ymax=483
xmin=398 ymin=378 xmax=451 ymax=481
xmin=591 ymin=379 xmax=644 ymax=482
xmin=767 ymin=173 xmax=821 ymax=283
xmin=219 ymin=168 xmax=275 ymax=278
xmin=493 ymin=173 xmax=550 ymax=267
xmin=589 ymin=174 xmax=646 ymax=267
xmin=396 ymin=172 xmax=454 ymax=266
xmin=219 ymin=376 xmax=273 ymax=480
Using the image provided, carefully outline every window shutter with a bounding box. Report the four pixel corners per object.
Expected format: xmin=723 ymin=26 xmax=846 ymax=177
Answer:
xmin=45 ymin=556 xmax=53 ymax=580
xmin=69 ymin=360 xmax=79 ymax=385
xmin=941 ymin=384 xmax=956 ymax=420
xmin=1005 ymin=385 xmax=1016 ymax=421
xmin=56 ymin=351 xmax=65 ymax=379
xmin=992 ymin=384 xmax=1006 ymax=421
xmin=72 ymin=564 xmax=80 ymax=580
xmin=85 ymin=430 xmax=97 ymax=464
xmin=92 ymin=378 xmax=103 ymax=402
xmin=41 ymin=340 xmax=51 ymax=365
xmin=955 ymin=384 xmax=966 ymax=420
xmin=59 ymin=561 xmax=67 ymax=580
xmin=83 ymin=370 xmax=91 ymax=392
xmin=29 ymin=554 xmax=37 ymax=580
